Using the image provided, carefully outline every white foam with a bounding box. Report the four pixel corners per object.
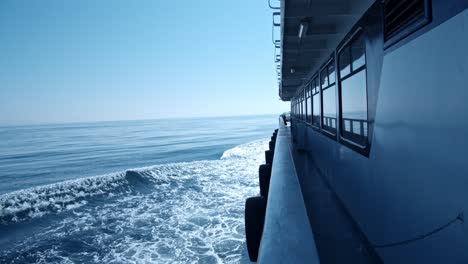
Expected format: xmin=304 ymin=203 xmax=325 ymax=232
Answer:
xmin=221 ymin=140 xmax=267 ymax=160
xmin=0 ymin=139 xmax=266 ymax=263
xmin=0 ymin=171 xmax=129 ymax=221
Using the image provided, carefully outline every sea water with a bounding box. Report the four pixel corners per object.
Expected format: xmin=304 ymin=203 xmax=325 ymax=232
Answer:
xmin=0 ymin=115 xmax=278 ymax=263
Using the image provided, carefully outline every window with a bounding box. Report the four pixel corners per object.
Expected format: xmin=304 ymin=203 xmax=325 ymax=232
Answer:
xmin=312 ymin=76 xmax=321 ymax=127
xmin=321 ymin=59 xmax=337 ymax=136
xmin=291 ymin=100 xmax=293 ymax=119
xmin=295 ymin=99 xmax=298 ymax=120
xmin=296 ymin=99 xmax=299 ymax=120
xmin=296 ymin=99 xmax=299 ymax=119
xmin=302 ymin=90 xmax=306 ymax=121
xmin=291 ymin=100 xmax=295 ymax=119
xmin=298 ymin=97 xmax=301 ymax=120
xmin=339 ymin=31 xmax=368 ymax=148
xmin=296 ymin=100 xmax=298 ymax=119
xmin=297 ymin=96 xmax=300 ymax=120
xmin=299 ymin=94 xmax=303 ymax=121
xmin=306 ymin=83 xmax=312 ymax=124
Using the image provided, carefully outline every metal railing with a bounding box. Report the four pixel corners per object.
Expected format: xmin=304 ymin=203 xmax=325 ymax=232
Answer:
xmin=342 ymin=118 xmax=368 ymax=137
xmin=322 ymin=116 xmax=337 ymax=129
xmin=268 ymin=0 xmax=282 ymax=93
xmin=291 ymin=116 xmax=367 ymax=134
xmin=291 ymin=116 xmax=368 ymax=144
xmin=268 ymin=0 xmax=280 ymax=9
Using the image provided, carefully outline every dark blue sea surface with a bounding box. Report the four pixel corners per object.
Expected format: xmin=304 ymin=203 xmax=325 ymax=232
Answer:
xmin=0 ymin=115 xmax=278 ymax=263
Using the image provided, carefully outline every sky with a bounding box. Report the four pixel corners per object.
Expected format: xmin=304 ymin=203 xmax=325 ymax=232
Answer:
xmin=0 ymin=0 xmax=288 ymax=126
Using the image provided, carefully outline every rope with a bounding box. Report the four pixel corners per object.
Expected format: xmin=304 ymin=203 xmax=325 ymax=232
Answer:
xmin=368 ymin=213 xmax=464 ymax=249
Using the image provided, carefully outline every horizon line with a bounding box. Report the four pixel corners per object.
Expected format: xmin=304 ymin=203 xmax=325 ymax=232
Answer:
xmin=0 ymin=113 xmax=283 ymax=128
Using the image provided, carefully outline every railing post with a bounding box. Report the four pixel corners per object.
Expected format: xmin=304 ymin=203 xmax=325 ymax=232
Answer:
xmin=360 ymin=121 xmax=364 ymax=136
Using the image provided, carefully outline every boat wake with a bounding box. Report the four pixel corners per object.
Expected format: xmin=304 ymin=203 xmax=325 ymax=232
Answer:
xmin=0 ymin=140 xmax=265 ymax=263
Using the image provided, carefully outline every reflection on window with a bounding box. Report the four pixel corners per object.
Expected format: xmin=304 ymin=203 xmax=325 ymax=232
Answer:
xmin=328 ymin=63 xmax=335 ymax=84
xmin=300 ymin=97 xmax=303 ymax=120
xmin=296 ymin=100 xmax=299 ymax=119
xmin=339 ymin=47 xmax=351 ymax=77
xmin=296 ymin=101 xmax=299 ymax=119
xmin=307 ymin=84 xmax=312 ymax=124
xmin=322 ymin=85 xmax=336 ymax=130
xmin=339 ymin=31 xmax=368 ymax=148
xmin=321 ymin=59 xmax=337 ymax=135
xmin=302 ymin=94 xmax=307 ymax=121
xmin=320 ymin=69 xmax=328 ymax=87
xmin=351 ymin=33 xmax=366 ymax=70
xmin=292 ymin=101 xmax=295 ymax=119
xmin=312 ymin=77 xmax=320 ymax=127
xmin=313 ymin=95 xmax=320 ymax=126
xmin=342 ymin=71 xmax=367 ymax=123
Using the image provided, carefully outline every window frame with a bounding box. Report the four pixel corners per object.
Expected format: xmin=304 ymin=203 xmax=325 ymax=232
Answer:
xmin=302 ymin=92 xmax=305 ymax=121
xmin=302 ymin=89 xmax=307 ymax=122
xmin=311 ymin=75 xmax=321 ymax=129
xmin=297 ymin=93 xmax=302 ymax=121
xmin=337 ymin=28 xmax=370 ymax=156
xmin=306 ymin=82 xmax=312 ymax=125
xmin=320 ymin=57 xmax=338 ymax=138
xmin=291 ymin=100 xmax=295 ymax=120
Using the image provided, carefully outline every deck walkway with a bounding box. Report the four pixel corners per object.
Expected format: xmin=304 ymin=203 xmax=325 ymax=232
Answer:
xmin=290 ymin=127 xmax=383 ymax=264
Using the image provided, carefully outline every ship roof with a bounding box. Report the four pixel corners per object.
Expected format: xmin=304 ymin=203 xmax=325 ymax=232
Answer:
xmin=277 ymin=0 xmax=375 ymax=100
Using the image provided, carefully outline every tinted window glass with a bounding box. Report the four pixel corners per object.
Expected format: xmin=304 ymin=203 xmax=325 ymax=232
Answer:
xmin=351 ymin=34 xmax=366 ymax=70
xmin=307 ymin=86 xmax=312 ymax=124
xmin=301 ymin=97 xmax=304 ymax=120
xmin=298 ymin=97 xmax=301 ymax=120
xmin=313 ymin=93 xmax=320 ymax=127
xmin=322 ymin=85 xmax=336 ymax=134
xmin=296 ymin=102 xmax=298 ymax=118
xmin=302 ymin=94 xmax=307 ymax=121
xmin=328 ymin=63 xmax=335 ymax=84
xmin=341 ymin=70 xmax=367 ymax=146
xmin=339 ymin=47 xmax=351 ymax=77
xmin=320 ymin=68 xmax=328 ymax=87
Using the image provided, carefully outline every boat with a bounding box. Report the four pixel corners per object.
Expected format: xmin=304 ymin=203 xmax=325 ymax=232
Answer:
xmin=244 ymin=0 xmax=468 ymax=263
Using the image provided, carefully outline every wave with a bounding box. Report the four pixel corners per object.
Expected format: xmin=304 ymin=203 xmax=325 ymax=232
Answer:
xmin=0 ymin=139 xmax=267 ymax=224
xmin=221 ymin=140 xmax=266 ymax=160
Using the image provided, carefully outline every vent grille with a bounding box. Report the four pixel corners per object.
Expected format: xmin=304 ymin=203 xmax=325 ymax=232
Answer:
xmin=384 ymin=0 xmax=428 ymax=42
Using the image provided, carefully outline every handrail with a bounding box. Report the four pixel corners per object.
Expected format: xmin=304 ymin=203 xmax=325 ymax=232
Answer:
xmin=257 ymin=119 xmax=320 ymax=263
xmin=271 ymin=12 xmax=281 ymax=45
xmin=269 ymin=5 xmax=281 ymax=91
xmin=272 ymin=12 xmax=281 ymax=27
xmin=268 ymin=0 xmax=280 ymax=9
xmin=274 ymin=52 xmax=281 ymax=63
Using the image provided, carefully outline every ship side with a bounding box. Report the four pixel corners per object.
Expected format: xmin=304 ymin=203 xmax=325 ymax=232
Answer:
xmin=245 ymin=0 xmax=468 ymax=263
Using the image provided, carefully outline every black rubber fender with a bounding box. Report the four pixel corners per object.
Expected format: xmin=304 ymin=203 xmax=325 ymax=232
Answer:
xmin=245 ymin=196 xmax=267 ymax=262
xmin=269 ymin=140 xmax=275 ymax=151
xmin=259 ymin=164 xmax=272 ymax=198
xmin=265 ymin=150 xmax=274 ymax=165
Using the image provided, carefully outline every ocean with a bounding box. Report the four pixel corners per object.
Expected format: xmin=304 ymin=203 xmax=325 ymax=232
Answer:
xmin=0 ymin=115 xmax=278 ymax=263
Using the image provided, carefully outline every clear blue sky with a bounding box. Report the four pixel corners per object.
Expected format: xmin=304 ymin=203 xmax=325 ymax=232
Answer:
xmin=0 ymin=0 xmax=288 ymax=125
